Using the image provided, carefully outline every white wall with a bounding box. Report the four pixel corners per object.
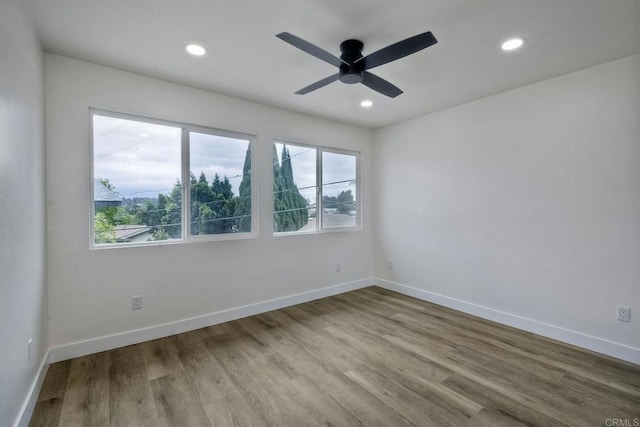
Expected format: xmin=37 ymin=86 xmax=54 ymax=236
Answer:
xmin=0 ymin=0 xmax=48 ymax=425
xmin=45 ymin=55 xmax=373 ymax=352
xmin=374 ymin=54 xmax=640 ymax=361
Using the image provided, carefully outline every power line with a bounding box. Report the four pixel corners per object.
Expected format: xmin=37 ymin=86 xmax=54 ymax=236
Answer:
xmin=96 ymin=128 xmax=176 ymax=158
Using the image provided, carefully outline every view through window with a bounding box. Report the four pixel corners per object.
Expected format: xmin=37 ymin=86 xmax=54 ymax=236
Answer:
xmin=92 ymin=111 xmax=253 ymax=246
xmin=273 ymin=141 xmax=359 ymax=233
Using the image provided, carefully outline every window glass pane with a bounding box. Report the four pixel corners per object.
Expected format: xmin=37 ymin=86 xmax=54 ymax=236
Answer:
xmin=322 ymin=151 xmax=357 ymax=228
xmin=273 ymin=142 xmax=316 ymax=232
xmin=92 ymin=114 xmax=182 ymax=244
xmin=189 ymin=132 xmax=252 ymax=235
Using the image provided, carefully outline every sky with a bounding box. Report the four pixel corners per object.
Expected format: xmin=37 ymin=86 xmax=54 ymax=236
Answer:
xmin=275 ymin=143 xmax=357 ymax=207
xmin=93 ymin=114 xmax=248 ymax=199
xmin=93 ymin=114 xmax=357 ymax=203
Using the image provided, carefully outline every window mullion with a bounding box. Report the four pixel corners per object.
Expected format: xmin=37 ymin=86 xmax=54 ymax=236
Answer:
xmin=317 ymin=148 xmax=322 ymax=231
xmin=182 ymin=127 xmax=190 ymax=240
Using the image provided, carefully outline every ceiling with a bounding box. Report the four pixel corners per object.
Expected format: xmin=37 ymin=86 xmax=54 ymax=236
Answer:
xmin=26 ymin=0 xmax=640 ymax=129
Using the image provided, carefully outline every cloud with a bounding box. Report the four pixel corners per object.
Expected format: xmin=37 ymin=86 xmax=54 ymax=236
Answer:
xmin=93 ymin=115 xmax=250 ymax=198
xmin=275 ymin=142 xmax=357 ymax=203
xmin=93 ymin=115 xmax=357 ymax=203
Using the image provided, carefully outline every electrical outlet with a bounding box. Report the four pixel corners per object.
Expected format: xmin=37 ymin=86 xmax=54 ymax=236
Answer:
xmin=132 ymin=295 xmax=142 ymax=310
xmin=388 ymin=262 xmax=394 ymax=270
xmin=335 ymin=263 xmax=341 ymax=272
xmin=617 ymin=306 xmax=630 ymax=322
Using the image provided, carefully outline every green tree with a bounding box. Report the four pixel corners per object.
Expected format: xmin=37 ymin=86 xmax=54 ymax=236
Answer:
xmin=273 ymin=144 xmax=308 ymax=232
xmin=162 ymin=182 xmax=182 ymax=238
xmin=93 ymin=179 xmax=136 ymax=243
xmin=97 ymin=177 xmax=115 ymax=191
xmin=235 ymin=145 xmax=252 ymax=232
xmin=94 ymin=211 xmax=116 ymax=243
xmin=322 ymin=195 xmax=337 ymax=209
xmin=195 ymin=204 xmax=217 ymax=235
xmin=190 ymin=172 xmax=214 ymax=235
xmin=151 ymin=228 xmax=170 ymax=241
xmin=205 ymin=174 xmax=235 ymax=234
xmin=336 ymin=189 xmax=355 ymax=214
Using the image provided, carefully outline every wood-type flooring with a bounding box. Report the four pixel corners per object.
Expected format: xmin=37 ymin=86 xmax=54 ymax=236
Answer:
xmin=30 ymin=286 xmax=640 ymax=426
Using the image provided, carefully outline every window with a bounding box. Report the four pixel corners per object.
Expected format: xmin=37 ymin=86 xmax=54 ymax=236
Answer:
xmin=273 ymin=141 xmax=359 ymax=233
xmin=91 ymin=110 xmax=255 ymax=247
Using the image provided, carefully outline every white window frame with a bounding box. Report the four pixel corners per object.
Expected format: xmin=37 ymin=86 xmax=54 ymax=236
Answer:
xmin=273 ymin=139 xmax=361 ymax=235
xmin=90 ymin=109 xmax=257 ymax=249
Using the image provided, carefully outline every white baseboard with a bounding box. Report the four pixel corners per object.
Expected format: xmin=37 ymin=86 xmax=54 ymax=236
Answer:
xmin=14 ymin=350 xmax=50 ymax=427
xmin=376 ymin=278 xmax=640 ymax=365
xmin=49 ymin=278 xmax=373 ymax=363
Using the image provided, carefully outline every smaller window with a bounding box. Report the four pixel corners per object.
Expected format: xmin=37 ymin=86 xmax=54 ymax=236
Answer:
xmin=273 ymin=140 xmax=359 ymax=234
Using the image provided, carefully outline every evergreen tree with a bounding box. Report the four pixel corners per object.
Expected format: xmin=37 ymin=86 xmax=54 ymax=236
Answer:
xmin=99 ymin=155 xmax=258 ymax=241
xmin=208 ymin=174 xmax=235 ymax=234
xmin=235 ymin=145 xmax=252 ymax=232
xmin=273 ymin=144 xmax=309 ymax=232
xmin=191 ymin=172 xmax=215 ymax=234
xmin=136 ymin=200 xmax=158 ymax=226
xmin=196 ymin=204 xmax=217 ymax=235
xmin=154 ymin=181 xmax=182 ymax=239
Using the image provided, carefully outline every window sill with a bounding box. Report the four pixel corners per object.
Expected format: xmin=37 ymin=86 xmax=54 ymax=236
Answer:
xmin=90 ymin=231 xmax=257 ymax=250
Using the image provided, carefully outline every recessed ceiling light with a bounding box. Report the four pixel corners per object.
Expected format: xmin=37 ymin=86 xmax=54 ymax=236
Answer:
xmin=140 ymin=133 xmax=150 ymax=138
xmin=501 ymin=38 xmax=524 ymax=51
xmin=186 ymin=44 xmax=206 ymax=56
xmin=360 ymin=100 xmax=373 ymax=108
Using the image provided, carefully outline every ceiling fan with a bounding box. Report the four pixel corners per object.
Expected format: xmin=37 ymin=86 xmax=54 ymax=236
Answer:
xmin=276 ymin=31 xmax=437 ymax=98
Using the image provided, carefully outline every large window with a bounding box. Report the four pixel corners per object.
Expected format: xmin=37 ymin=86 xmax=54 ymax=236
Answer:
xmin=91 ymin=110 xmax=255 ymax=247
xmin=273 ymin=141 xmax=359 ymax=233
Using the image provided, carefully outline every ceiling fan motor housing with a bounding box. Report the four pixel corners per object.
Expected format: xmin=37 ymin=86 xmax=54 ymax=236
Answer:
xmin=339 ymin=39 xmax=365 ymax=84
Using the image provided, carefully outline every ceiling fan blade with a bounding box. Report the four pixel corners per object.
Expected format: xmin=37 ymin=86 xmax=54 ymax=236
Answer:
xmin=277 ymin=32 xmax=347 ymax=68
xmin=361 ymin=72 xmax=403 ymax=98
xmin=359 ymin=31 xmax=437 ymax=70
xmin=295 ymin=73 xmax=341 ymax=95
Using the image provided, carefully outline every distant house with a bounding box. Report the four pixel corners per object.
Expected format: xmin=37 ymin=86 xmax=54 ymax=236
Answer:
xmin=113 ymin=225 xmax=153 ymax=243
xmin=94 ymin=179 xmax=122 ymax=209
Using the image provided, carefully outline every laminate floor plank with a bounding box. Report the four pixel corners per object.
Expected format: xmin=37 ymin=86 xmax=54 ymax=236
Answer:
xmin=109 ymin=381 xmax=159 ymax=427
xmin=108 ymin=345 xmax=160 ymax=427
xmin=171 ymin=330 xmax=236 ymax=405
xmin=559 ymin=371 xmax=640 ymax=416
xmin=345 ymin=365 xmax=460 ymax=426
xmin=322 ymin=324 xmax=454 ymax=383
xmin=203 ymin=391 xmax=265 ymax=427
xmin=257 ymin=310 xmax=363 ymax=373
xmin=30 ymin=287 xmax=640 ymax=426
xmin=442 ymin=373 xmax=571 ymax=427
xmin=36 ymin=361 xmax=70 ymax=402
xmin=277 ymin=375 xmax=363 ymax=426
xmin=150 ymin=370 xmax=211 ymax=427
xmin=28 ymin=396 xmax=64 ymax=427
xmin=58 ymin=352 xmax=109 ymax=426
xmin=366 ymin=287 xmax=599 ymax=369
xmin=108 ymin=345 xmax=147 ymax=389
xmin=239 ymin=308 xmax=416 ymax=426
xmin=140 ymin=337 xmax=184 ymax=381
xmin=228 ymin=319 xmax=299 ymax=385
xmin=203 ymin=333 xmax=311 ymax=426
xmin=448 ymin=345 xmax=608 ymax=426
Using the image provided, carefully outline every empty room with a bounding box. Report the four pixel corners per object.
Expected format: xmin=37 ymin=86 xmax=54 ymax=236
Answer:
xmin=1 ymin=0 xmax=639 ymax=426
